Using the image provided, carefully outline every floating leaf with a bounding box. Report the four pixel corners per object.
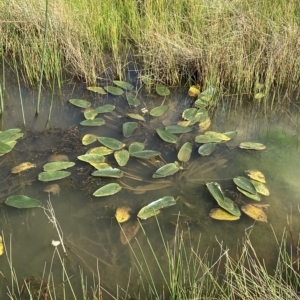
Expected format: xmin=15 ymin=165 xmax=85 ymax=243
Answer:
xmin=87 ymin=147 xmax=114 ymax=156
xmin=43 ymin=162 xmax=75 ymax=172
xmin=254 ymin=93 xmax=265 ymax=100
xmin=87 ymin=86 xmax=107 ymax=94
xmin=182 ymin=108 xmax=197 ymax=121
xmin=127 ymin=113 xmax=145 ymax=121
xmin=120 ymin=221 xmax=140 ymax=244
xmin=104 ymin=86 xmax=124 ymax=95
xmin=153 ymin=163 xmax=179 ymax=178
xmin=237 ymin=187 xmax=261 ymax=201
xmin=123 ymin=122 xmax=138 ymax=138
xmin=239 ymin=142 xmax=266 ymax=150
xmin=0 ymin=128 xmax=22 ymax=143
xmin=93 ymin=183 xmax=122 ymax=197
xmin=150 ymin=105 xmax=169 ymax=117
xmin=98 ymin=137 xmax=124 ymax=150
xmin=220 ymin=197 xmax=241 ymax=217
xmin=80 ymin=118 xmax=105 ymax=126
xmin=156 ymin=84 xmax=170 ymax=96
xmin=199 ymin=117 xmax=211 ymax=132
xmin=250 ymin=180 xmax=270 ymax=196
xmin=113 ymin=80 xmax=134 ymax=91
xmin=126 ymin=94 xmax=140 ymax=107
xmin=5 ymin=195 xmax=41 ymax=208
xmin=188 ymin=109 xmax=209 ymax=125
xmin=129 ymin=142 xmax=145 ymax=154
xmin=90 ymin=162 xmax=111 ymax=170
xmin=43 ymin=184 xmax=60 ymax=196
xmin=223 ymin=131 xmax=237 ymax=139
xmin=77 ymin=154 xmax=105 ymax=163
xmin=241 ymin=204 xmax=267 ymax=222
xmin=114 ymin=150 xmax=130 ymax=167
xmin=156 ymin=129 xmax=178 ymax=143
xmin=177 ymin=142 xmax=192 ymax=162
xmin=188 ymin=85 xmax=200 ymax=97
xmin=165 ymin=125 xmax=193 ymax=134
xmin=69 ymin=99 xmax=91 ymax=108
xmin=177 ymin=120 xmax=191 ymax=127
xmin=194 ymin=99 xmax=208 ymax=109
xmin=137 ymin=196 xmax=176 ymax=219
xmin=11 ymin=162 xmax=36 ymax=174
xmin=48 ymin=154 xmax=69 ymax=162
xmin=84 ymin=108 xmax=98 ymax=120
xmin=199 ymin=87 xmax=215 ymax=102
xmin=195 ymin=131 xmax=230 ymax=144
xmin=206 ymin=182 xmax=225 ymax=205
xmin=209 ymin=208 xmax=240 ymax=221
xmin=115 ymin=206 xmax=131 ymax=223
xmin=94 ymin=104 xmax=115 ymax=114
xmin=131 ymin=150 xmax=160 ymax=159
xmin=82 ymin=134 xmax=98 ymax=146
xmin=92 ymin=168 xmax=123 ymax=178
xmin=198 ymin=143 xmax=217 ymax=156
xmin=38 ymin=171 xmax=71 ymax=182
xmin=245 ymin=169 xmax=266 ymax=183
xmin=0 ymin=141 xmax=13 ymax=154
xmin=233 ymin=176 xmax=256 ymax=194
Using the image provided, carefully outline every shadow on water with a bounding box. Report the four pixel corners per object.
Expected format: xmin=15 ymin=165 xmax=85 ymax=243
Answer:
xmin=1 ymin=74 xmax=300 ymax=298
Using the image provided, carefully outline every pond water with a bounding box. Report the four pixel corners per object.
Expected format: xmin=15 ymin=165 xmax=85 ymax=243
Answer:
xmin=1 ymin=73 xmax=300 ymax=299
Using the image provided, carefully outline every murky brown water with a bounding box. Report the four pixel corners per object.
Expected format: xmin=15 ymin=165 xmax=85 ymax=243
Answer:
xmin=1 ymin=73 xmax=300 ymax=299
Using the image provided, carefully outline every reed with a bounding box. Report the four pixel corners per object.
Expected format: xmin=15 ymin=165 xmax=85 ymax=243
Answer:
xmin=0 ymin=0 xmax=299 ymax=97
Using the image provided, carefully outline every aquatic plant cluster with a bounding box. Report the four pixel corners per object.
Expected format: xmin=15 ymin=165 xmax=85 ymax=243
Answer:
xmin=1 ymin=0 xmax=300 ymax=98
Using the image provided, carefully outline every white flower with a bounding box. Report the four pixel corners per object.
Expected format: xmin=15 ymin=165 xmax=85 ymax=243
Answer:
xmin=51 ymin=240 xmax=61 ymax=247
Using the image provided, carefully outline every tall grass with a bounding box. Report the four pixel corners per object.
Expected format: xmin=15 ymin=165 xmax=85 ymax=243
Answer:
xmin=1 ymin=0 xmax=300 ymax=96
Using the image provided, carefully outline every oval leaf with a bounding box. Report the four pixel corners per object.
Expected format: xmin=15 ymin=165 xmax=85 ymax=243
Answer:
xmin=94 ymin=104 xmax=115 ymax=114
xmin=182 ymin=108 xmax=197 ymax=121
xmin=209 ymin=208 xmax=240 ymax=221
xmin=11 ymin=162 xmax=36 ymax=174
xmin=98 ymin=137 xmax=124 ymax=150
xmin=84 ymin=108 xmax=98 ymax=120
xmin=239 ymin=142 xmax=266 ymax=150
xmin=104 ymin=86 xmax=124 ymax=96
xmin=153 ymin=163 xmax=179 ymax=178
xmin=93 ymin=183 xmax=122 ymax=197
xmin=130 ymin=150 xmax=160 ymax=159
xmin=92 ymin=168 xmax=123 ymax=178
xmin=195 ymin=131 xmax=230 ymax=144
xmin=38 ymin=171 xmax=71 ymax=182
xmin=165 ymin=125 xmax=193 ymax=134
xmin=87 ymin=86 xmax=107 ymax=94
xmin=206 ymin=182 xmax=225 ymax=204
xmin=77 ymin=154 xmax=105 ymax=163
xmin=0 ymin=128 xmax=22 ymax=143
xmin=113 ymin=80 xmax=134 ymax=91
xmin=87 ymin=147 xmax=114 ymax=156
xmin=156 ymin=129 xmax=178 ymax=143
xmin=114 ymin=150 xmax=130 ymax=167
xmin=233 ymin=176 xmax=256 ymax=194
xmin=0 ymin=141 xmax=13 ymax=154
xmin=129 ymin=142 xmax=145 ymax=154
xmin=150 ymin=105 xmax=169 ymax=117
xmin=177 ymin=142 xmax=192 ymax=162
xmin=237 ymin=187 xmax=261 ymax=201
xmin=245 ymin=169 xmax=266 ymax=183
xmin=198 ymin=143 xmax=217 ymax=156
xmin=5 ymin=195 xmax=41 ymax=209
xmin=80 ymin=118 xmax=105 ymax=126
xmin=126 ymin=94 xmax=140 ymax=107
xmin=127 ymin=113 xmax=145 ymax=121
xmin=69 ymin=99 xmax=91 ymax=108
xmin=43 ymin=162 xmax=75 ymax=172
xmin=156 ymin=84 xmax=170 ymax=96
xmin=250 ymin=180 xmax=270 ymax=196
xmin=241 ymin=204 xmax=267 ymax=222
xmin=123 ymin=122 xmax=138 ymax=138
xmin=82 ymin=134 xmax=98 ymax=146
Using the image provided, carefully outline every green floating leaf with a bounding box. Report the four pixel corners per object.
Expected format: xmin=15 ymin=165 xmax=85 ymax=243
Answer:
xmin=239 ymin=142 xmax=266 ymax=150
xmin=87 ymin=147 xmax=114 ymax=156
xmin=77 ymin=154 xmax=105 ymax=163
xmin=0 ymin=128 xmax=22 ymax=143
xmin=153 ymin=163 xmax=179 ymax=178
xmin=254 ymin=92 xmax=265 ymax=99
xmin=150 ymin=105 xmax=169 ymax=117
xmin=98 ymin=137 xmax=124 ymax=150
xmin=182 ymin=108 xmax=197 ymax=121
xmin=93 ymin=183 xmax=122 ymax=197
xmin=177 ymin=142 xmax=192 ymax=162
xmin=223 ymin=131 xmax=237 ymax=139
xmin=43 ymin=162 xmax=75 ymax=172
xmin=199 ymin=87 xmax=215 ymax=102
xmin=87 ymin=86 xmax=107 ymax=94
xmin=104 ymin=86 xmax=124 ymax=96
xmin=250 ymin=180 xmax=270 ymax=196
xmin=156 ymin=84 xmax=170 ymax=96
xmin=92 ymin=168 xmax=123 ymax=178
xmin=165 ymin=125 xmax=193 ymax=134
xmin=123 ymin=122 xmax=138 ymax=138
xmin=82 ymin=134 xmax=98 ymax=146
xmin=69 ymin=99 xmax=91 ymax=108
xmin=188 ymin=109 xmax=208 ymax=126
xmin=38 ymin=171 xmax=71 ymax=182
xmin=127 ymin=113 xmax=145 ymax=121
xmin=94 ymin=104 xmax=115 ymax=114
xmin=233 ymin=176 xmax=256 ymax=194
xmin=113 ymin=80 xmax=134 ymax=91
xmin=84 ymin=109 xmax=98 ymax=120
xmin=0 ymin=141 xmax=13 ymax=154
xmin=237 ymin=187 xmax=261 ymax=201
xmin=137 ymin=196 xmax=176 ymax=220
xmin=80 ymin=118 xmax=105 ymax=126
xmin=128 ymin=142 xmax=145 ymax=154
xmin=126 ymin=94 xmax=140 ymax=107
xmin=198 ymin=143 xmax=217 ymax=156
xmin=114 ymin=150 xmax=130 ymax=167
xmin=195 ymin=131 xmax=230 ymax=144
xmin=156 ymin=129 xmax=178 ymax=143
xmin=131 ymin=150 xmax=160 ymax=159
xmin=5 ymin=195 xmax=41 ymax=209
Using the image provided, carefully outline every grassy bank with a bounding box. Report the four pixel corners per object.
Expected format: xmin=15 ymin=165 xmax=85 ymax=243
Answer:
xmin=1 ymin=0 xmax=300 ymax=95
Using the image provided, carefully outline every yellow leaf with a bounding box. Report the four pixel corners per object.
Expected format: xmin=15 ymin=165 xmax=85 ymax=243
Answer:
xmin=188 ymin=85 xmax=200 ymax=97
xmin=209 ymin=208 xmax=240 ymax=221
xmin=115 ymin=207 xmax=131 ymax=223
xmin=199 ymin=117 xmax=211 ymax=132
xmin=11 ymin=162 xmax=36 ymax=174
xmin=0 ymin=235 xmax=3 ymax=256
xmin=241 ymin=204 xmax=268 ymax=222
xmin=245 ymin=169 xmax=266 ymax=183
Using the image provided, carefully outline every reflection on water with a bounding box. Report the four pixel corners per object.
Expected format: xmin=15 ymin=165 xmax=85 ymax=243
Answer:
xmin=1 ymin=77 xmax=300 ymax=299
